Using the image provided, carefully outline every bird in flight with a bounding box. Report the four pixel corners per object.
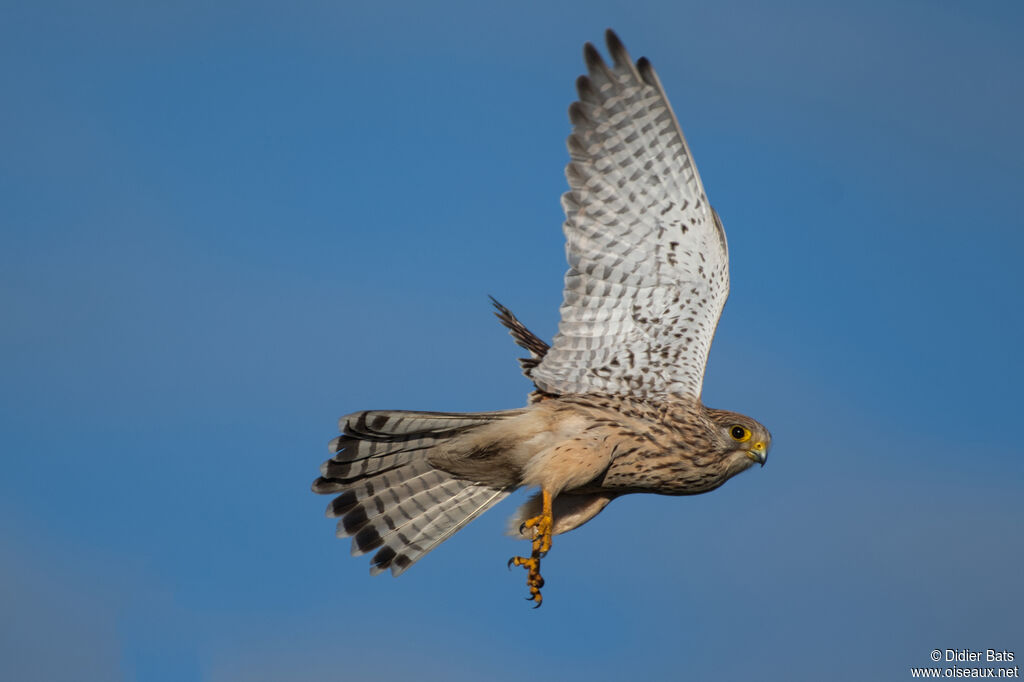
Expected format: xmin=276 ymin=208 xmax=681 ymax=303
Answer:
xmin=313 ymin=29 xmax=771 ymax=607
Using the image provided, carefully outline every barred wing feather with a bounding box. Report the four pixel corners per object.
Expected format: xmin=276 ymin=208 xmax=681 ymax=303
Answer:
xmin=531 ymin=30 xmax=730 ymax=401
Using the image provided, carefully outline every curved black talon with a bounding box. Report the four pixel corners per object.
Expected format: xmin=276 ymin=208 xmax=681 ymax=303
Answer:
xmin=518 ymin=522 xmax=527 ymax=535
xmin=532 ymin=599 xmax=543 ymax=609
xmin=507 ymin=558 xmax=515 ymax=570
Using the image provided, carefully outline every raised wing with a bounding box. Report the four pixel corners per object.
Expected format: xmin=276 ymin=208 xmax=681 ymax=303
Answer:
xmin=531 ymin=30 xmax=730 ymax=400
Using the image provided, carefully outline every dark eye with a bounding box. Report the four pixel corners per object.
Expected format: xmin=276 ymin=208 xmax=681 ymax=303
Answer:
xmin=730 ymin=425 xmax=751 ymax=442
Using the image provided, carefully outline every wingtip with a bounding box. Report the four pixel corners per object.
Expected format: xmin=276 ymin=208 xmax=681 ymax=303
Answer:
xmin=636 ymin=56 xmax=658 ymax=87
xmin=575 ymin=74 xmax=596 ymax=101
xmin=604 ymin=29 xmax=630 ymax=66
xmin=489 ymin=295 xmax=510 ymax=317
xmin=582 ymin=41 xmax=605 ymax=71
xmin=568 ymin=100 xmax=590 ymax=125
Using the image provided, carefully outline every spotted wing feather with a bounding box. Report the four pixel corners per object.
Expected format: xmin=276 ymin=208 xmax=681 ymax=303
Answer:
xmin=531 ymin=30 xmax=730 ymax=400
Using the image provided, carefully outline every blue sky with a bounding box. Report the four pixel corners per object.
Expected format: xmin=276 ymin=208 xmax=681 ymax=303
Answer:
xmin=2 ymin=1 xmax=1022 ymax=680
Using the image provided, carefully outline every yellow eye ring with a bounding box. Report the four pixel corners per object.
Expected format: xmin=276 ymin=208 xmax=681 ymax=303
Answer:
xmin=730 ymin=425 xmax=751 ymax=442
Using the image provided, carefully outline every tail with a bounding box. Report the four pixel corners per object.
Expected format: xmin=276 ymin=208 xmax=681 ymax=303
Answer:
xmin=312 ymin=409 xmax=520 ymax=576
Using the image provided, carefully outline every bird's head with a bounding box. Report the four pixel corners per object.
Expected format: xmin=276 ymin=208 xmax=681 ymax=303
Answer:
xmin=705 ymin=409 xmax=771 ymax=472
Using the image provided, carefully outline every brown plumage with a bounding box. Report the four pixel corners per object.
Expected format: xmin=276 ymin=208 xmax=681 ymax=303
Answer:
xmin=312 ymin=30 xmax=771 ymax=603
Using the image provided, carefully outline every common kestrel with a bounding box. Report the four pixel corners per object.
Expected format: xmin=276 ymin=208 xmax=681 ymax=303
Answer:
xmin=313 ymin=30 xmax=771 ymax=606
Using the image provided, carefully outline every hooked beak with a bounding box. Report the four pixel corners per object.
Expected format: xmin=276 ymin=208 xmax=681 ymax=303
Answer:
xmin=747 ymin=441 xmax=768 ymax=468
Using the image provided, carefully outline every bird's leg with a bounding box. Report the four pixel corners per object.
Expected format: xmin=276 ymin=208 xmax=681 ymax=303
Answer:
xmin=523 ymin=488 xmax=553 ymax=556
xmin=508 ymin=489 xmax=553 ymax=607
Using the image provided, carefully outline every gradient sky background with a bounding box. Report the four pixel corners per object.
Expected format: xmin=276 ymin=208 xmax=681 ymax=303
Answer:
xmin=2 ymin=1 xmax=1022 ymax=680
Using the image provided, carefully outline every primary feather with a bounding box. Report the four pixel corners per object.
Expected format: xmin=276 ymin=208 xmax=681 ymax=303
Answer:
xmin=531 ymin=30 xmax=730 ymax=401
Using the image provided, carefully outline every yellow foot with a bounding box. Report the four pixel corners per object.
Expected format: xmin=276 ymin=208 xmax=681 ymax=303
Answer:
xmin=521 ymin=511 xmax=553 ymax=555
xmin=508 ymin=489 xmax=554 ymax=607
xmin=508 ymin=555 xmax=545 ymax=607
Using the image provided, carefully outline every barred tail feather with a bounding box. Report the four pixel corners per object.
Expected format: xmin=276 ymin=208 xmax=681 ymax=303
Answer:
xmin=312 ymin=409 xmax=519 ymax=576
xmin=364 ymin=478 xmax=511 ymax=576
